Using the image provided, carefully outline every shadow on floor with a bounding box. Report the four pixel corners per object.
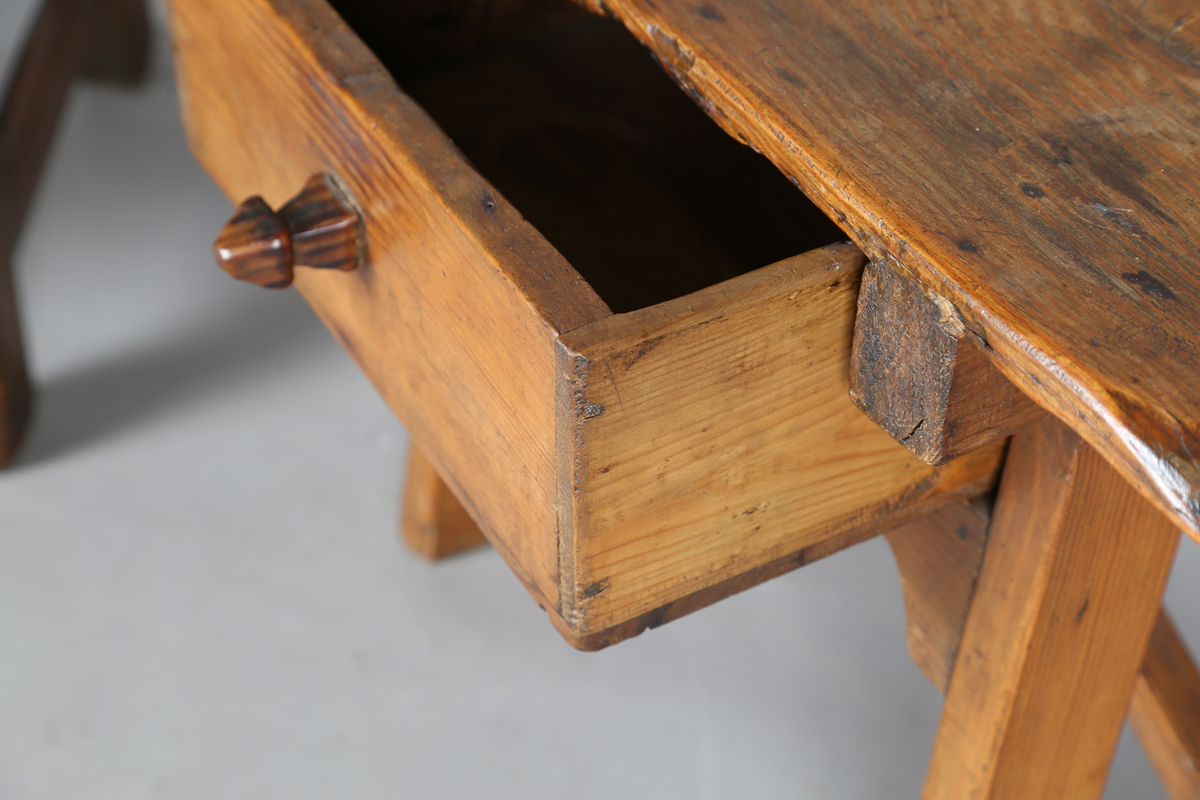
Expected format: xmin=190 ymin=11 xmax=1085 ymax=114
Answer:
xmin=15 ymin=289 xmax=334 ymax=466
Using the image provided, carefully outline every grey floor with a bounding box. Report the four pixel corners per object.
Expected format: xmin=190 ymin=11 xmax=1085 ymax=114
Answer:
xmin=0 ymin=3 xmax=1197 ymax=798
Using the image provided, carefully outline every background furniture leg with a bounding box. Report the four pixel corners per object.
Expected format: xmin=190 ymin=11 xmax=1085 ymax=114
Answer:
xmin=82 ymin=0 xmax=149 ymax=86
xmin=0 ymin=0 xmax=149 ymax=465
xmin=400 ymin=443 xmax=488 ymax=560
xmin=849 ymin=259 xmax=1046 ymax=465
xmin=910 ymin=417 xmax=1181 ymax=799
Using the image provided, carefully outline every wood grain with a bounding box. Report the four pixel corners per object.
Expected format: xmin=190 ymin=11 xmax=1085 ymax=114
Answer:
xmin=171 ymin=0 xmax=611 ymax=619
xmin=885 ymin=498 xmax=993 ymax=693
xmin=175 ymin=0 xmax=1008 ymax=646
xmin=890 ymin=501 xmax=1200 ymax=800
xmin=401 ymin=443 xmax=488 ymax=559
xmin=923 ymin=417 xmax=1180 ymax=800
xmin=215 ymin=172 xmax=363 ymax=288
xmin=851 ymin=259 xmax=1046 ymax=464
xmin=1131 ymin=611 xmax=1200 ymax=800
xmin=213 ymin=196 xmax=295 ymax=288
xmin=587 ymin=0 xmax=1200 ymax=542
xmin=557 ymin=244 xmax=1004 ymax=640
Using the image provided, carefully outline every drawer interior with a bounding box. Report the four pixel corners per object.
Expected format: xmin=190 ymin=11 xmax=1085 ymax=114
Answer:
xmin=330 ymin=0 xmax=845 ymax=313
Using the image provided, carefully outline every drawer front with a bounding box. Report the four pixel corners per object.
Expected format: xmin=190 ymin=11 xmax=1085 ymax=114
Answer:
xmin=171 ymin=0 xmax=1005 ymax=649
xmin=169 ymin=0 xmax=610 ymax=612
xmin=557 ymin=245 xmax=1005 ymax=647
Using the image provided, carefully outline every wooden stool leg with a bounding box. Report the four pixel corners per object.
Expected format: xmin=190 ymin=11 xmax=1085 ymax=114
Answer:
xmin=891 ymin=499 xmax=1200 ymax=800
xmin=1131 ymin=612 xmax=1200 ymax=800
xmin=0 ymin=258 xmax=31 ymax=466
xmin=918 ymin=417 xmax=1180 ymax=800
xmin=82 ymin=0 xmax=150 ymax=87
xmin=0 ymin=0 xmax=150 ymax=466
xmin=400 ymin=444 xmax=488 ymax=559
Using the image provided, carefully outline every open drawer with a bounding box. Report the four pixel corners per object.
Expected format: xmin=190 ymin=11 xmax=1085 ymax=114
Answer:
xmin=169 ymin=0 xmax=1003 ymax=648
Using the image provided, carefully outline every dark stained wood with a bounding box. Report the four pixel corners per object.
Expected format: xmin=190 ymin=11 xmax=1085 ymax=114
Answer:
xmin=177 ymin=0 xmax=1011 ymax=647
xmin=279 ymin=173 xmax=362 ymax=271
xmin=851 ymin=259 xmax=1046 ymax=464
xmin=0 ymin=0 xmax=95 ymax=466
xmin=401 ymin=444 xmax=489 ymax=559
xmin=1131 ymin=611 xmax=1200 ymax=800
xmin=0 ymin=256 xmax=29 ymax=467
xmin=1 ymin=0 xmax=149 ymax=466
xmin=215 ymin=172 xmax=362 ymax=288
xmin=587 ymin=0 xmax=1200 ymax=541
xmin=214 ymin=197 xmax=295 ymax=288
xmin=82 ymin=0 xmax=148 ymax=86
xmin=923 ymin=417 xmax=1180 ymax=800
xmin=329 ymin=0 xmax=588 ymax=73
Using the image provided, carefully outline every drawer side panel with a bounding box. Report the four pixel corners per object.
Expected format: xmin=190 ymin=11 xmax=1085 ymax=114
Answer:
xmin=170 ymin=0 xmax=611 ymax=609
xmin=558 ymin=243 xmax=1004 ymax=638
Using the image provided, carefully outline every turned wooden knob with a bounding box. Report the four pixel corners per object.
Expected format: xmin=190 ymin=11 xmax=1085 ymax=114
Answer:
xmin=214 ymin=173 xmax=362 ymax=288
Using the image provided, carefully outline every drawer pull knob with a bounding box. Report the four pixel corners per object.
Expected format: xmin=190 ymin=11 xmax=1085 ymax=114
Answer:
xmin=214 ymin=173 xmax=362 ymax=289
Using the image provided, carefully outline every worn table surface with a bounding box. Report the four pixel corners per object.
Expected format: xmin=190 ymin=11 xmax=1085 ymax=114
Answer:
xmin=590 ymin=0 xmax=1200 ymax=538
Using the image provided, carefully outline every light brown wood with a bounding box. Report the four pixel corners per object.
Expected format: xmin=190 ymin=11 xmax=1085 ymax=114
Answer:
xmin=890 ymin=502 xmax=1200 ymax=800
xmin=851 ymin=260 xmax=1046 ymax=465
xmin=586 ymin=0 xmax=1200 ymax=542
xmin=885 ymin=498 xmax=993 ymax=693
xmin=923 ymin=417 xmax=1180 ymax=800
xmin=557 ymin=244 xmax=1004 ymax=643
xmin=401 ymin=444 xmax=488 ymax=560
xmin=1131 ymin=612 xmax=1200 ymax=800
xmin=356 ymin=10 xmax=844 ymax=315
xmin=172 ymin=0 xmax=1006 ymax=647
xmin=171 ymin=0 xmax=611 ymax=624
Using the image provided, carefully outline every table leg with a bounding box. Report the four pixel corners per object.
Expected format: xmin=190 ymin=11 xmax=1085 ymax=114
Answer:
xmin=400 ymin=443 xmax=488 ymax=559
xmin=890 ymin=497 xmax=1200 ymax=800
xmin=0 ymin=0 xmax=149 ymax=465
xmin=920 ymin=417 xmax=1180 ymax=800
xmin=1130 ymin=612 xmax=1200 ymax=800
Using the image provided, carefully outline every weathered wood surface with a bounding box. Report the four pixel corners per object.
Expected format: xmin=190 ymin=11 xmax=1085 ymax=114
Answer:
xmin=171 ymin=0 xmax=612 ymax=624
xmin=589 ymin=0 xmax=1200 ymax=541
xmin=890 ymin=502 xmax=1200 ymax=800
xmin=81 ymin=0 xmax=148 ymax=86
xmin=923 ymin=417 xmax=1180 ymax=800
xmin=557 ymin=244 xmax=1004 ymax=645
xmin=174 ymin=0 xmax=1006 ymax=647
xmin=401 ymin=444 xmax=488 ymax=559
xmin=0 ymin=0 xmax=149 ymax=466
xmin=851 ymin=259 xmax=1046 ymax=464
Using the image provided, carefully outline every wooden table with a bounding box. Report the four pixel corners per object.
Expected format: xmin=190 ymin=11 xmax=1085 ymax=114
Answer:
xmin=579 ymin=3 xmax=1200 ymax=797
xmin=165 ymin=1 xmax=1200 ymax=797
xmin=5 ymin=0 xmax=1198 ymax=796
